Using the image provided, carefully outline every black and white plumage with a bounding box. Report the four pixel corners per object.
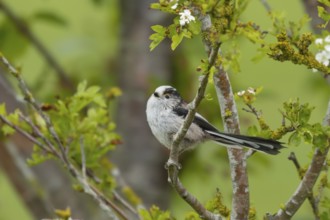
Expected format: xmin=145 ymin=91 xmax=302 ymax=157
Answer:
xmin=146 ymin=85 xmax=284 ymax=155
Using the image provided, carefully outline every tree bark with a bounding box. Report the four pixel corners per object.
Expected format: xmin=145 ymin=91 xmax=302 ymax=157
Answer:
xmin=213 ymin=66 xmax=249 ymax=220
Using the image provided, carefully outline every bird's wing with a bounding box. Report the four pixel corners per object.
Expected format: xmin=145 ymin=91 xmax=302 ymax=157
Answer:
xmin=172 ymin=106 xmax=219 ymax=133
xmin=172 ymin=106 xmax=284 ymax=155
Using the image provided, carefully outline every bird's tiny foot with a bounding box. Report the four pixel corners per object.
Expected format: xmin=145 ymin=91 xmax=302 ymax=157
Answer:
xmin=165 ymin=158 xmax=181 ymax=170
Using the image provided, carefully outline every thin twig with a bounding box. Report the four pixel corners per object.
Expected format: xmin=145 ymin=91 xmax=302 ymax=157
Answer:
xmin=167 ymin=41 xmax=222 ymax=220
xmin=270 ymin=99 xmax=330 ymax=219
xmin=80 ymin=136 xmax=87 ymax=180
xmin=259 ymin=0 xmax=272 ymax=13
xmin=288 ymin=152 xmax=319 ymax=218
xmin=165 ymin=12 xmax=222 ymax=219
xmin=113 ymin=191 xmax=139 ymax=216
xmin=287 ymin=152 xmax=302 ymax=177
xmin=0 ymin=55 xmax=128 ymax=220
xmin=18 ymin=112 xmax=58 ymax=155
xmin=0 ymin=55 xmax=70 ymax=165
xmin=0 ymin=1 xmax=74 ymax=90
xmin=0 ymin=114 xmax=52 ymax=155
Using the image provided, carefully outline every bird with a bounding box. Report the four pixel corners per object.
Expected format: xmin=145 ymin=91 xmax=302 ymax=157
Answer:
xmin=146 ymin=85 xmax=284 ymax=155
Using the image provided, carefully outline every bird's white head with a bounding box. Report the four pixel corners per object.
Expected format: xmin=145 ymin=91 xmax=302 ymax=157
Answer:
xmin=147 ymin=85 xmax=182 ymax=110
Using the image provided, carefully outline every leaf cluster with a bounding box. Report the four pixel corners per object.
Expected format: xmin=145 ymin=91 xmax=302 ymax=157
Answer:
xmin=280 ymin=99 xmax=330 ymax=150
xmin=149 ymin=0 xmax=267 ymax=73
xmin=0 ymin=81 xmax=122 ymax=191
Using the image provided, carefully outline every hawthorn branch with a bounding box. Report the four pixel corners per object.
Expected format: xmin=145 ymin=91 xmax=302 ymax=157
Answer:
xmin=0 ymin=114 xmax=53 ymax=155
xmin=0 ymin=55 xmax=130 ymax=220
xmin=213 ymin=62 xmax=250 ymax=220
xmin=166 ymin=13 xmax=221 ymax=219
xmin=0 ymin=1 xmax=74 ymax=90
xmin=269 ymin=99 xmax=330 ymax=219
xmin=288 ymin=152 xmax=319 ymax=218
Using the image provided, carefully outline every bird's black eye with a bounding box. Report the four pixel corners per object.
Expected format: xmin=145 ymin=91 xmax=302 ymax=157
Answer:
xmin=154 ymin=92 xmax=159 ymax=97
xmin=165 ymin=94 xmax=170 ymax=99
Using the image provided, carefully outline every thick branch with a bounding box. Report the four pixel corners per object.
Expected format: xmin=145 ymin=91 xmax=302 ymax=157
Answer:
xmin=167 ymin=41 xmax=221 ymax=220
xmin=213 ymin=64 xmax=249 ymax=220
xmin=0 ymin=1 xmax=74 ymax=90
xmin=270 ymin=99 xmax=330 ymax=219
xmin=288 ymin=152 xmax=319 ymax=218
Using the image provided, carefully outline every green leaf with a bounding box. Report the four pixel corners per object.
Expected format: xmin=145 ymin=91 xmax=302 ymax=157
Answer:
xmin=32 ymin=11 xmax=67 ymax=26
xmin=2 ymin=124 xmax=15 ymax=135
xmin=288 ymin=131 xmax=301 ymax=146
xmin=318 ymin=0 xmax=330 ymax=7
xmin=188 ymin=21 xmax=201 ymax=35
xmin=318 ymin=6 xmax=330 ymax=26
xmin=0 ymin=103 xmax=6 ymax=115
xmin=298 ymin=103 xmax=314 ymax=124
xmin=184 ymin=212 xmax=202 ymax=220
xmin=171 ymin=33 xmax=184 ymax=50
xmin=139 ymin=208 xmax=152 ymax=220
xmin=138 ymin=205 xmax=173 ymax=220
xmin=151 ymin=25 xmax=166 ymax=33
xmin=150 ymin=3 xmax=162 ymax=10
xmin=150 ymin=25 xmax=166 ymax=51
xmin=149 ymin=33 xmax=166 ymax=51
xmin=313 ymin=133 xmax=329 ymax=149
xmin=77 ymin=80 xmax=88 ymax=93
xmin=247 ymin=125 xmax=259 ymax=136
xmin=301 ymin=129 xmax=313 ymax=144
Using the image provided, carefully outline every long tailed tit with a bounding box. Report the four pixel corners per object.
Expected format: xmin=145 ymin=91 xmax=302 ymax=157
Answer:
xmin=146 ymin=85 xmax=284 ymax=155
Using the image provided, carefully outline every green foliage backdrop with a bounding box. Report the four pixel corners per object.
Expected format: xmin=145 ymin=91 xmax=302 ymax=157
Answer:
xmin=0 ymin=0 xmax=329 ymax=219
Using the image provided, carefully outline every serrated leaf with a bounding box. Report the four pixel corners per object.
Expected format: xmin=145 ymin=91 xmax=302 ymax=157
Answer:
xmin=55 ymin=207 xmax=71 ymax=218
xmin=86 ymin=86 xmax=100 ymax=95
xmin=0 ymin=103 xmax=6 ymax=115
xmin=313 ymin=133 xmax=329 ymax=149
xmin=138 ymin=208 xmax=152 ymax=220
xmin=32 ymin=11 xmax=67 ymax=26
xmin=318 ymin=0 xmax=330 ymax=7
xmin=77 ymin=80 xmax=87 ymax=93
xmin=171 ymin=33 xmax=184 ymax=50
xmin=298 ymin=104 xmax=314 ymax=124
xmin=151 ymin=25 xmax=166 ymax=33
xmin=247 ymin=125 xmax=259 ymax=136
xmin=149 ymin=33 xmax=165 ymax=51
xmin=289 ymin=131 xmax=301 ymax=146
xmin=2 ymin=124 xmax=15 ymax=135
xmin=150 ymin=3 xmax=162 ymax=10
xmin=302 ymin=129 xmax=313 ymax=144
xmin=318 ymin=6 xmax=330 ymax=23
xmin=188 ymin=21 xmax=201 ymax=35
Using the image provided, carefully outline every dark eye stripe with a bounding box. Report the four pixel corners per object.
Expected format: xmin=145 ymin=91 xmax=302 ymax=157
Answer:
xmin=164 ymin=88 xmax=180 ymax=97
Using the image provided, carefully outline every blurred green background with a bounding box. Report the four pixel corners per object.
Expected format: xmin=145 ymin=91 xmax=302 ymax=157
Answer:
xmin=0 ymin=0 xmax=329 ymax=219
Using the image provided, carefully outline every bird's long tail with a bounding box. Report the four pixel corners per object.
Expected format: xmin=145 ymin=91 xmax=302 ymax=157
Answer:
xmin=207 ymin=131 xmax=284 ymax=155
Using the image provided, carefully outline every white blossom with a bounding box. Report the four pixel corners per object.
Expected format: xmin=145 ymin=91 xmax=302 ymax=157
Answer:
xmin=315 ymin=38 xmax=323 ymax=45
xmin=325 ymin=44 xmax=330 ymax=52
xmin=315 ymin=50 xmax=330 ymax=66
xmin=313 ymin=35 xmax=330 ymax=70
xmin=171 ymin=3 xmax=178 ymax=9
xmin=247 ymin=87 xmax=256 ymax=95
xmin=325 ymin=35 xmax=330 ymax=43
xmin=179 ymin=9 xmax=195 ymax=26
xmin=237 ymin=90 xmax=245 ymax=96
